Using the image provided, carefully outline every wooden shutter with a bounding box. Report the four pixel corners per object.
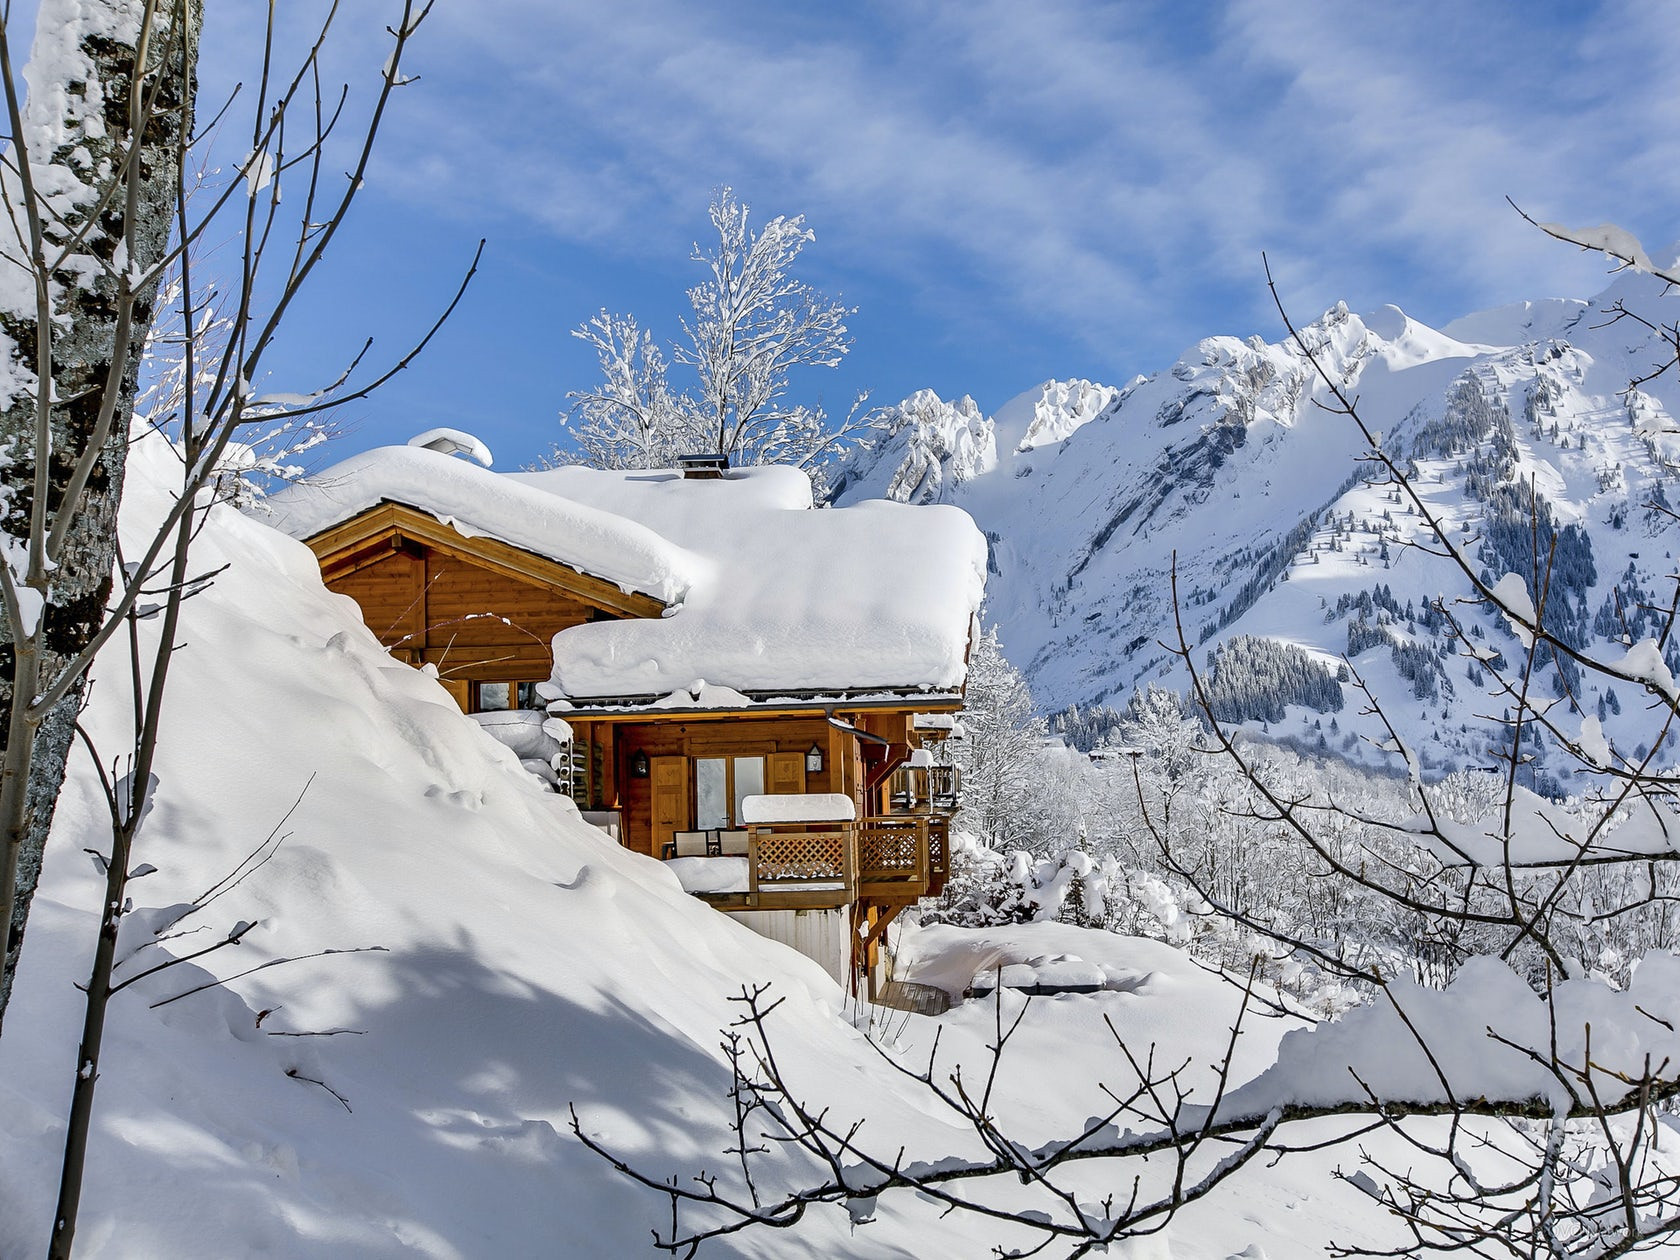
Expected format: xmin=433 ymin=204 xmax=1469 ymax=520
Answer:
xmin=651 ymin=757 xmax=689 ymax=855
xmin=766 ymin=751 xmax=806 ymax=795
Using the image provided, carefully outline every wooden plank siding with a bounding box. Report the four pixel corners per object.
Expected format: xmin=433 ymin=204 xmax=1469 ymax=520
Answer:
xmin=309 ymin=503 xmax=665 ymax=619
xmin=304 ymin=503 xmax=665 ymax=701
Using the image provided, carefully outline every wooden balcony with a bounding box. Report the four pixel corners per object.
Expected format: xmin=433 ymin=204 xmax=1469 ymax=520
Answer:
xmin=745 ymin=821 xmax=856 ymax=908
xmin=681 ymin=815 xmax=948 ymax=911
xmin=858 ymin=817 xmax=930 ymax=900
xmin=885 ymin=763 xmax=960 ymax=815
xmin=675 ymin=821 xmax=855 ymax=911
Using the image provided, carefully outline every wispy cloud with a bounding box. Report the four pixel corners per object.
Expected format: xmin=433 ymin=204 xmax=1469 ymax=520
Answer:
xmin=217 ymin=0 xmax=1680 ymax=376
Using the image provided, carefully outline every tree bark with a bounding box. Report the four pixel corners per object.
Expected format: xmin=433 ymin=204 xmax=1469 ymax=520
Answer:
xmin=0 ymin=0 xmax=200 ymax=1028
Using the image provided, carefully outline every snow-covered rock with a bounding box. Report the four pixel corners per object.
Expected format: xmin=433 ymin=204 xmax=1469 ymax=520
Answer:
xmin=827 ymin=388 xmax=996 ymax=505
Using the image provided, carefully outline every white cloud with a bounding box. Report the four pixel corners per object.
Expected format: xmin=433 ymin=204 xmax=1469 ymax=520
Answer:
xmin=201 ymin=0 xmax=1680 ymax=370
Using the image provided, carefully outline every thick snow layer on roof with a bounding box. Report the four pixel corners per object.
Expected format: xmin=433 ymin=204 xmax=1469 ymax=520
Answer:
xmin=530 ymin=473 xmax=987 ymax=701
xmin=260 ymin=445 xmax=699 ymax=604
xmin=508 ymin=463 xmax=815 ymax=524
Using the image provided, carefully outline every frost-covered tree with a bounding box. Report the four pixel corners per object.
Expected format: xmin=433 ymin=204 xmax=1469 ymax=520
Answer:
xmin=565 ymin=311 xmax=696 ymax=469
xmin=1201 ymin=634 xmax=1344 ymax=724
xmin=679 ymin=188 xmax=856 ymax=465
xmin=950 ymin=627 xmax=1048 ymax=852
xmin=557 ymin=188 xmax=875 ymax=480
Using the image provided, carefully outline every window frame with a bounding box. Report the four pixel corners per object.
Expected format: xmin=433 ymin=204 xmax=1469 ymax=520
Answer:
xmin=692 ymin=754 xmax=766 ymax=830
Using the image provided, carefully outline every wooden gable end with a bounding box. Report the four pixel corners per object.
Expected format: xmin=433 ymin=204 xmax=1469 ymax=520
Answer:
xmin=304 ymin=502 xmax=665 ymax=699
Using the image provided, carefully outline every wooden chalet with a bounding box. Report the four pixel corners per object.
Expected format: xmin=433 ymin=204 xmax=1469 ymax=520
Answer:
xmin=267 ymin=432 xmax=989 ymax=995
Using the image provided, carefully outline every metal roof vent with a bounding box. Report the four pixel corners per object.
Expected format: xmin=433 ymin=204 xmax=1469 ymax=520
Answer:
xmin=408 ymin=427 xmax=493 ymax=467
xmin=677 ymin=452 xmax=729 ymax=480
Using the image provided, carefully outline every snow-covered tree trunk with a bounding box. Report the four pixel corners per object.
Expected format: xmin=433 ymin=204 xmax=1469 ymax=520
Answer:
xmin=0 ymin=0 xmax=199 ymax=1027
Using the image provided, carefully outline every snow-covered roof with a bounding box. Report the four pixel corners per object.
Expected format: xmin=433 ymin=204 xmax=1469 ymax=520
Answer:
xmin=265 ymin=445 xmax=989 ymax=707
xmin=262 ymin=445 xmax=700 ymax=605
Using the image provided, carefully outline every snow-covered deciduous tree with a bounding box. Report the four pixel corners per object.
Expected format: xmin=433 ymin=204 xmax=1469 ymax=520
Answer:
xmin=557 ymin=188 xmax=877 ymax=483
xmin=565 ymin=311 xmax=695 ymax=469
xmin=678 ymin=187 xmax=855 ymax=465
xmin=950 ymin=626 xmax=1048 ymax=852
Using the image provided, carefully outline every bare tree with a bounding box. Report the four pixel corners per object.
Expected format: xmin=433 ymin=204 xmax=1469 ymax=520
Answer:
xmin=0 ymin=0 xmax=479 ymax=1252
xmin=0 ymin=0 xmax=200 ymax=1027
xmin=0 ymin=0 xmax=478 ymax=1036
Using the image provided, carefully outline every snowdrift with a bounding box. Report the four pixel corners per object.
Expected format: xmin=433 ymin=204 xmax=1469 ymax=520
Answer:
xmin=0 ymin=440 xmax=902 ymax=1258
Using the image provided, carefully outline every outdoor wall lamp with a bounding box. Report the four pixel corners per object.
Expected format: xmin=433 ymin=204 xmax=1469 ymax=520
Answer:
xmin=805 ymin=743 xmax=823 ymax=773
xmin=630 ymin=749 xmax=650 ymax=778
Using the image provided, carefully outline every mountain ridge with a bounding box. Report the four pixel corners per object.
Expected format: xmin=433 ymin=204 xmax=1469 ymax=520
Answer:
xmin=830 ymin=273 xmax=1680 ymax=785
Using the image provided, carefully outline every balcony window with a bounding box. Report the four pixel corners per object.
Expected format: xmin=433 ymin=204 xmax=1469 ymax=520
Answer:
xmin=695 ymin=756 xmax=765 ymax=829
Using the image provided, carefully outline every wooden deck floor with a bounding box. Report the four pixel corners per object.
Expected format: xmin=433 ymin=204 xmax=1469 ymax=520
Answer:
xmin=874 ymin=980 xmax=951 ymax=1016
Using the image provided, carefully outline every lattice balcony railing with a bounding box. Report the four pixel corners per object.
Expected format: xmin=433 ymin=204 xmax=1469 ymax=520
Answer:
xmin=735 ymin=816 xmax=943 ymax=902
xmin=928 ymin=817 xmax=949 ymax=878
xmin=859 ymin=818 xmax=928 ymax=887
xmin=747 ymin=825 xmax=856 ymax=898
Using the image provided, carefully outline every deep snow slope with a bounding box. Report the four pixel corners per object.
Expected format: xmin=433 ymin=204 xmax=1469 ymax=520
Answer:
xmin=836 ymin=270 xmax=1680 ymax=783
xmin=0 ymin=441 xmax=1429 ymax=1258
xmin=0 ymin=440 xmax=906 ymax=1258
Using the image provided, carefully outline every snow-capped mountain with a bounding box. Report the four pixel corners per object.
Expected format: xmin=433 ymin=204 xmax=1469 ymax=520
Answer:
xmin=832 ymin=270 xmax=1680 ymax=785
xmin=827 ymin=389 xmax=997 ymax=504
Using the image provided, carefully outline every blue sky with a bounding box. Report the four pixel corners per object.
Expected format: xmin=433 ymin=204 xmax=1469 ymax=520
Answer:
xmin=182 ymin=0 xmax=1680 ymax=469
